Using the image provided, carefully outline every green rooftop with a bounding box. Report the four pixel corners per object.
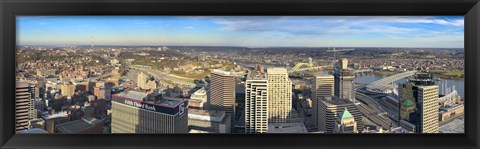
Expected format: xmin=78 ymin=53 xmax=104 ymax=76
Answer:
xmin=338 ymin=108 xmax=353 ymax=119
xmin=402 ymin=100 xmax=415 ymax=107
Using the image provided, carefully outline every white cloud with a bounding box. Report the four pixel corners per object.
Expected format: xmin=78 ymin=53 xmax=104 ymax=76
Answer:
xmin=212 ymin=16 xmax=463 ymax=35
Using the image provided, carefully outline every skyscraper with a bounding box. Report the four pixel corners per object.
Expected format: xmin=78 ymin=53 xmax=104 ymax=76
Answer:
xmin=245 ymin=72 xmax=268 ymax=133
xmin=16 ymin=81 xmax=37 ymax=131
xmin=61 ymin=82 xmax=75 ymax=98
xmin=399 ymin=73 xmax=439 ymax=133
xmin=311 ymin=75 xmax=334 ymax=131
xmin=267 ymin=68 xmax=292 ymax=123
xmin=334 ymin=70 xmax=355 ymax=101
xmin=340 ymin=58 xmax=349 ymax=69
xmin=111 ymin=91 xmax=188 ymax=133
xmin=398 ymin=73 xmax=439 ymax=133
xmin=210 ymin=69 xmax=236 ymax=131
xmin=417 ymin=85 xmax=439 ymax=133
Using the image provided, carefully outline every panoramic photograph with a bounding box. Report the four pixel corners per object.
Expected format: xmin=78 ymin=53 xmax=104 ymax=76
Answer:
xmin=15 ymin=16 xmax=464 ymax=134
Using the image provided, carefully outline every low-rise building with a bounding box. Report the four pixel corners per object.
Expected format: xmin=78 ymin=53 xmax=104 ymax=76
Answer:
xmin=55 ymin=117 xmax=104 ymax=134
xmin=188 ymin=109 xmax=231 ymax=133
xmin=439 ymin=104 xmax=464 ymax=122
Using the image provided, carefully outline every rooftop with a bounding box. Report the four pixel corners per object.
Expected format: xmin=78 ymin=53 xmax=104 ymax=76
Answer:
xmin=212 ymin=69 xmax=233 ymax=76
xmin=17 ymin=128 xmax=49 ymax=134
xmin=267 ymin=68 xmax=288 ymax=74
xmin=115 ymin=90 xmax=149 ymax=101
xmin=56 ymin=117 xmax=102 ymax=133
xmin=314 ymin=74 xmax=334 ymax=78
xmin=16 ymin=81 xmax=30 ymax=88
xmin=402 ymin=100 xmax=415 ymax=107
xmin=193 ymin=87 xmax=207 ymax=95
xmin=267 ymin=122 xmax=308 ymax=133
xmin=320 ymin=97 xmax=354 ymax=107
xmin=158 ymin=97 xmax=185 ymax=108
xmin=188 ymin=109 xmax=226 ymax=123
xmin=113 ymin=90 xmax=185 ymax=108
xmin=440 ymin=104 xmax=464 ymax=112
xmin=338 ymin=108 xmax=353 ymax=119
xmin=439 ymin=116 xmax=464 ymax=133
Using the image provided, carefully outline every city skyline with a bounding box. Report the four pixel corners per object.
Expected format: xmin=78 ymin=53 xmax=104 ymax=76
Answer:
xmin=17 ymin=16 xmax=464 ymax=48
xmin=15 ymin=16 xmax=465 ymax=134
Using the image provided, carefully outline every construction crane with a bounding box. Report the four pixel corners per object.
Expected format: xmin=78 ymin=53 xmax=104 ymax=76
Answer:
xmin=326 ymin=48 xmax=355 ymax=75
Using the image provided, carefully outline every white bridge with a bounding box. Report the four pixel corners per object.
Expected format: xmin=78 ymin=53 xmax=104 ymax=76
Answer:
xmin=366 ymin=70 xmax=417 ymax=94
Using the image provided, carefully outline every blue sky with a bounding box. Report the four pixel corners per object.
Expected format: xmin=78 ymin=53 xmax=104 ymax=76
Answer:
xmin=17 ymin=16 xmax=464 ymax=48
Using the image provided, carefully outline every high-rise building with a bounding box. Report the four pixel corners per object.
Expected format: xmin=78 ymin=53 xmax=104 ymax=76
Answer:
xmin=340 ymin=58 xmax=349 ymax=69
xmin=398 ymin=73 xmax=439 ymax=133
xmin=334 ymin=70 xmax=355 ymax=101
xmin=94 ymin=87 xmax=111 ymax=100
xmin=111 ymin=91 xmax=188 ymax=133
xmin=16 ymin=81 xmax=37 ymax=131
xmin=417 ymin=85 xmax=439 ymax=133
xmin=61 ymin=82 xmax=75 ymax=98
xmin=146 ymin=80 xmax=157 ymax=90
xmin=311 ymin=75 xmax=334 ymax=131
xmin=334 ymin=108 xmax=358 ymax=133
xmin=245 ymin=72 xmax=268 ymax=133
xmin=137 ymin=72 xmax=148 ymax=90
xmin=255 ymin=64 xmax=265 ymax=74
xmin=210 ymin=69 xmax=236 ymax=131
xmin=267 ymin=68 xmax=292 ymax=123
xmin=318 ymin=97 xmax=362 ymax=133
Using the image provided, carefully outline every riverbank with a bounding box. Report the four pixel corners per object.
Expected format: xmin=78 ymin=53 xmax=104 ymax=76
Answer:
xmin=432 ymin=71 xmax=464 ymax=79
xmin=373 ymin=70 xmax=464 ymax=79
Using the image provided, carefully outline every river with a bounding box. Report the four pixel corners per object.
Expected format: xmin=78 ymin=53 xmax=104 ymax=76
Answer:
xmin=354 ymin=73 xmax=464 ymax=98
xmin=241 ymin=63 xmax=464 ymax=98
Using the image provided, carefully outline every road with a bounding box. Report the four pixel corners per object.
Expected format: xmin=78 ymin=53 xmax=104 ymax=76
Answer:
xmin=355 ymin=91 xmax=398 ymax=130
xmin=128 ymin=65 xmax=195 ymax=87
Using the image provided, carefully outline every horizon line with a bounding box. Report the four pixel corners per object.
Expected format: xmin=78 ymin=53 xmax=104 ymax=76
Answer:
xmin=16 ymin=44 xmax=465 ymax=49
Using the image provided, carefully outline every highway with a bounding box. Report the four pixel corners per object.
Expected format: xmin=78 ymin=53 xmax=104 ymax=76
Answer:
xmin=355 ymin=91 xmax=398 ymax=130
xmin=90 ymin=72 xmax=114 ymax=80
xmin=128 ymin=65 xmax=195 ymax=87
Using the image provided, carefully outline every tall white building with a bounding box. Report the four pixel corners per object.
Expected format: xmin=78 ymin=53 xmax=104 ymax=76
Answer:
xmin=245 ymin=72 xmax=268 ymax=133
xmin=418 ymin=85 xmax=439 ymax=133
xmin=267 ymin=68 xmax=292 ymax=123
xmin=311 ymin=75 xmax=334 ymax=131
xmin=16 ymin=81 xmax=37 ymax=132
xmin=340 ymin=58 xmax=349 ymax=69
xmin=137 ymin=72 xmax=148 ymax=90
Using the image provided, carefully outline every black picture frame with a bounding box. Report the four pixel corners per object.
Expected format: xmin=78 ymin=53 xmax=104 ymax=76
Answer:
xmin=1 ymin=0 xmax=479 ymax=149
